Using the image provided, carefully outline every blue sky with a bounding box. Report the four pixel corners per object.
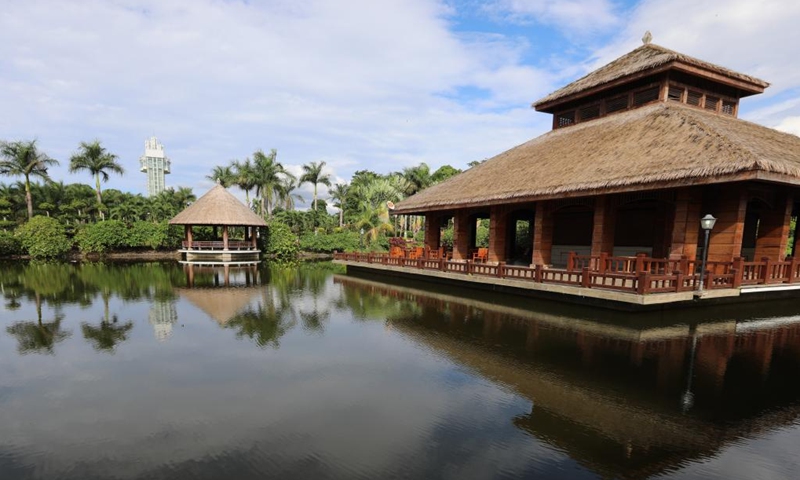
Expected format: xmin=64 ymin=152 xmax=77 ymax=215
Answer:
xmin=2 ymin=0 xmax=799 ymax=208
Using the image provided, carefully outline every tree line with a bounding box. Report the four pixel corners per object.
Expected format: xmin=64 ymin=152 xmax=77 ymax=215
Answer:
xmin=1 ymin=137 xmax=469 ymax=257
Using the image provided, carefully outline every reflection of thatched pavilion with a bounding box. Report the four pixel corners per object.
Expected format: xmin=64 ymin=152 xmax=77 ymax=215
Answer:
xmin=169 ymin=185 xmax=267 ymax=263
xmin=176 ymin=287 xmax=262 ymax=325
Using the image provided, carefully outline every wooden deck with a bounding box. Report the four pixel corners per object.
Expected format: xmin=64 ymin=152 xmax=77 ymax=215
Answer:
xmin=333 ymin=252 xmax=800 ymax=303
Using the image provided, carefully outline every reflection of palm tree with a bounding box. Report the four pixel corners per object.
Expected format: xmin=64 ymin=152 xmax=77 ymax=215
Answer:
xmin=81 ymin=315 xmax=134 ymax=352
xmin=226 ymin=290 xmax=296 ymax=348
xmin=6 ymin=293 xmax=71 ymax=354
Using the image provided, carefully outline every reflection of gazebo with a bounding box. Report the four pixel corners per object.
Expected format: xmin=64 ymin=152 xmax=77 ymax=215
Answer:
xmin=169 ymin=185 xmax=267 ymax=263
xmin=176 ymin=287 xmax=262 ymax=325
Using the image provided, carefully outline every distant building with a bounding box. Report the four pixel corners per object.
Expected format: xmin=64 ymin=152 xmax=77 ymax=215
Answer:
xmin=140 ymin=136 xmax=171 ymax=196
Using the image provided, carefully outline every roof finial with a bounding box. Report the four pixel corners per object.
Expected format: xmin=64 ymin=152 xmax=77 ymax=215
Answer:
xmin=642 ymin=30 xmax=653 ymax=45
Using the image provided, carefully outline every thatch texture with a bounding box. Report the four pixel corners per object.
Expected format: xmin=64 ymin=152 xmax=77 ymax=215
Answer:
xmin=534 ymin=44 xmax=768 ymax=109
xmin=169 ymin=184 xmax=267 ymax=226
xmin=394 ymin=102 xmax=800 ymax=214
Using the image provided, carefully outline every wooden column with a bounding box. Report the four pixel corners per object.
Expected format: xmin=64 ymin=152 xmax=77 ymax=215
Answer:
xmin=185 ymin=225 xmax=193 ymax=249
xmin=668 ymin=188 xmax=702 ymax=261
xmin=424 ymin=215 xmax=442 ymax=251
xmin=707 ymin=185 xmax=748 ymax=263
xmin=222 ymin=225 xmax=229 ymax=250
xmin=453 ymin=210 xmax=470 ymax=260
xmin=591 ymin=196 xmax=615 ymax=256
xmin=754 ymin=191 xmax=793 ymax=261
xmin=252 ymin=227 xmax=258 ymax=248
xmin=488 ymin=205 xmax=509 ymax=263
xmin=532 ymin=201 xmax=553 ymax=266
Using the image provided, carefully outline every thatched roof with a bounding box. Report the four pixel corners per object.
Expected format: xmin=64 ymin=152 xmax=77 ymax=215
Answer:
xmin=177 ymin=287 xmax=262 ymax=324
xmin=534 ymin=44 xmax=769 ymax=110
xmin=169 ymin=184 xmax=267 ymax=226
xmin=394 ymin=102 xmax=800 ymax=214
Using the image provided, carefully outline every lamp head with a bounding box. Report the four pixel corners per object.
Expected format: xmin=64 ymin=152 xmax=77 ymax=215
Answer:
xmin=700 ymin=214 xmax=717 ymax=231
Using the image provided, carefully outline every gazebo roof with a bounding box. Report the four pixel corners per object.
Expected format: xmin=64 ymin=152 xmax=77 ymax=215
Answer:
xmin=533 ymin=43 xmax=768 ymax=111
xmin=169 ymin=184 xmax=267 ymax=227
xmin=393 ymin=102 xmax=800 ymax=214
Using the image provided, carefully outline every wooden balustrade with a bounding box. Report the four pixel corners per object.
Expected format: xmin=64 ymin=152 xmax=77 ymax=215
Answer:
xmin=332 ymin=251 xmax=800 ymax=295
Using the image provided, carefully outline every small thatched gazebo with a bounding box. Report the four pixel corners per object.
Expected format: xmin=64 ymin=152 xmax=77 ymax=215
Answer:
xmin=169 ymin=184 xmax=267 ymax=263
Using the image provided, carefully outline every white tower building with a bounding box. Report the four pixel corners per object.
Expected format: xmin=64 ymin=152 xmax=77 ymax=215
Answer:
xmin=140 ymin=137 xmax=171 ymax=196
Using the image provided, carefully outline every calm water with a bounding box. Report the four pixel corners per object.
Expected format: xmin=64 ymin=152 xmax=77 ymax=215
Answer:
xmin=2 ymin=261 xmax=800 ymax=480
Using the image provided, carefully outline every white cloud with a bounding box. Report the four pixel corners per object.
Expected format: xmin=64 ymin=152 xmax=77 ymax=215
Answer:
xmin=0 ymin=0 xmax=549 ymax=197
xmin=484 ymin=0 xmax=622 ymax=34
xmin=775 ymin=117 xmax=800 ymax=137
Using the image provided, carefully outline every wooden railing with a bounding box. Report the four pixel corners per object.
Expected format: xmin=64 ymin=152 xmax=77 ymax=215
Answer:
xmin=182 ymin=240 xmax=255 ymax=250
xmin=334 ymin=251 xmax=800 ymax=296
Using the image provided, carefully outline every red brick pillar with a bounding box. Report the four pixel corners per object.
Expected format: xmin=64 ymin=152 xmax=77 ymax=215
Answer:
xmin=424 ymin=215 xmax=442 ymax=251
xmin=453 ymin=210 xmax=470 ymax=260
xmin=754 ymin=191 xmax=793 ymax=261
xmin=707 ymin=185 xmax=748 ymax=263
xmin=488 ymin=205 xmax=508 ymax=263
xmin=669 ymin=188 xmax=702 ymax=261
xmin=591 ymin=196 xmax=614 ymax=257
xmin=532 ymin=201 xmax=553 ymax=266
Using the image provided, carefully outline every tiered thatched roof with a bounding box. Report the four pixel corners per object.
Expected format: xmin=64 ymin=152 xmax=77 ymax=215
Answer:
xmin=169 ymin=184 xmax=267 ymax=226
xmin=393 ymin=102 xmax=800 ymax=214
xmin=534 ymin=43 xmax=768 ymax=110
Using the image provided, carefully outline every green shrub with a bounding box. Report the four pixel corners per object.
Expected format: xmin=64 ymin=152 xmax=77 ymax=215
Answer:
xmin=300 ymin=231 xmax=361 ymax=253
xmin=16 ymin=216 xmax=72 ymax=258
xmin=75 ymin=220 xmax=127 ymax=253
xmin=0 ymin=229 xmax=23 ymax=256
xmin=127 ymin=221 xmax=179 ymax=250
xmin=263 ymin=221 xmax=299 ymax=259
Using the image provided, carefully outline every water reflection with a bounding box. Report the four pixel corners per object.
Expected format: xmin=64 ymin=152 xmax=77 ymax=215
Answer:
xmin=1 ymin=261 xmax=800 ymax=479
xmin=334 ymin=273 xmax=800 ymax=479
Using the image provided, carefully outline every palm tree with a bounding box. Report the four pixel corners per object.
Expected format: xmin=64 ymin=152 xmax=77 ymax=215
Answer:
xmin=278 ymin=177 xmax=304 ymax=211
xmin=207 ymin=165 xmax=235 ymax=187
xmin=330 ymin=183 xmax=349 ymax=227
xmin=252 ymin=149 xmax=292 ymax=219
xmin=0 ymin=140 xmax=59 ymax=219
xmin=233 ymin=158 xmax=257 ymax=208
xmin=69 ymin=140 xmax=125 ymax=216
xmin=300 ymin=161 xmax=332 ymax=213
xmin=401 ymin=163 xmax=432 ymax=196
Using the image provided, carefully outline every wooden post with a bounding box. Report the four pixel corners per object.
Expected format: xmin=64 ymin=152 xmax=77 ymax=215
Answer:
xmin=762 ymin=256 xmax=772 ymax=284
xmin=222 ymin=225 xmax=229 ymax=250
xmin=791 ymin=257 xmax=800 ymax=283
xmin=599 ymin=252 xmax=608 ymax=273
xmin=581 ymin=267 xmax=591 ymax=288
xmin=535 ymin=264 xmax=543 ymax=283
xmin=637 ymin=272 xmax=648 ymax=295
xmin=567 ymin=252 xmax=576 ymax=271
xmin=732 ymin=268 xmax=742 ymax=288
xmin=185 ymin=225 xmax=193 ymax=249
xmin=675 ymin=271 xmax=685 ymax=292
xmin=635 ymin=253 xmax=646 ymax=274
xmin=497 ymin=262 xmax=505 ymax=278
xmin=465 ymin=259 xmax=472 ymax=275
xmin=440 ymin=257 xmax=447 ymax=272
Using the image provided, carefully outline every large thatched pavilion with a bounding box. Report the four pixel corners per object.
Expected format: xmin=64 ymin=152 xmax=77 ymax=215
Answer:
xmin=170 ymin=184 xmax=266 ymax=263
xmin=336 ymin=41 xmax=800 ymax=305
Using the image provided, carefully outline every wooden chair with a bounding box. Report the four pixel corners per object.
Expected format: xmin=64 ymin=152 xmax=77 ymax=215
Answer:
xmin=472 ymin=247 xmax=488 ymax=263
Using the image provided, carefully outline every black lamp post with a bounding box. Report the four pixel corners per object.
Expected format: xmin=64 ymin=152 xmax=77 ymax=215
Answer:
xmin=697 ymin=214 xmax=717 ymax=292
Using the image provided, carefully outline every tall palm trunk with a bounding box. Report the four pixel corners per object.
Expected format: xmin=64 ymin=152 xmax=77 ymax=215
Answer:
xmin=24 ymin=176 xmax=33 ymax=219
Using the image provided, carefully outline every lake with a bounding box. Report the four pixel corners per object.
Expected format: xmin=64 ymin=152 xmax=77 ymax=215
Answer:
xmin=1 ymin=261 xmax=799 ymax=479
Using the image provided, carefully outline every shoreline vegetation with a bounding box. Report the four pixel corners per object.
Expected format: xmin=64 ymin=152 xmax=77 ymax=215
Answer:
xmin=1 ymin=139 xmax=471 ymax=262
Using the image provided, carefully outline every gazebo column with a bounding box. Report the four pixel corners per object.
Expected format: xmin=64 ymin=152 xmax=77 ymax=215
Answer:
xmin=252 ymin=227 xmax=258 ymax=249
xmin=590 ymin=196 xmax=615 ymax=257
xmin=707 ymin=185 xmax=748 ymax=263
xmin=668 ymin=188 xmax=702 ymax=261
xmin=453 ymin=210 xmax=470 ymax=260
xmin=424 ymin=214 xmax=441 ymax=251
xmin=223 ymin=225 xmax=229 ymax=250
xmin=185 ymin=225 xmax=193 ymax=249
xmin=754 ymin=190 xmax=793 ymax=261
xmin=488 ymin=205 xmax=509 ymax=263
xmin=532 ymin=201 xmax=553 ymax=266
